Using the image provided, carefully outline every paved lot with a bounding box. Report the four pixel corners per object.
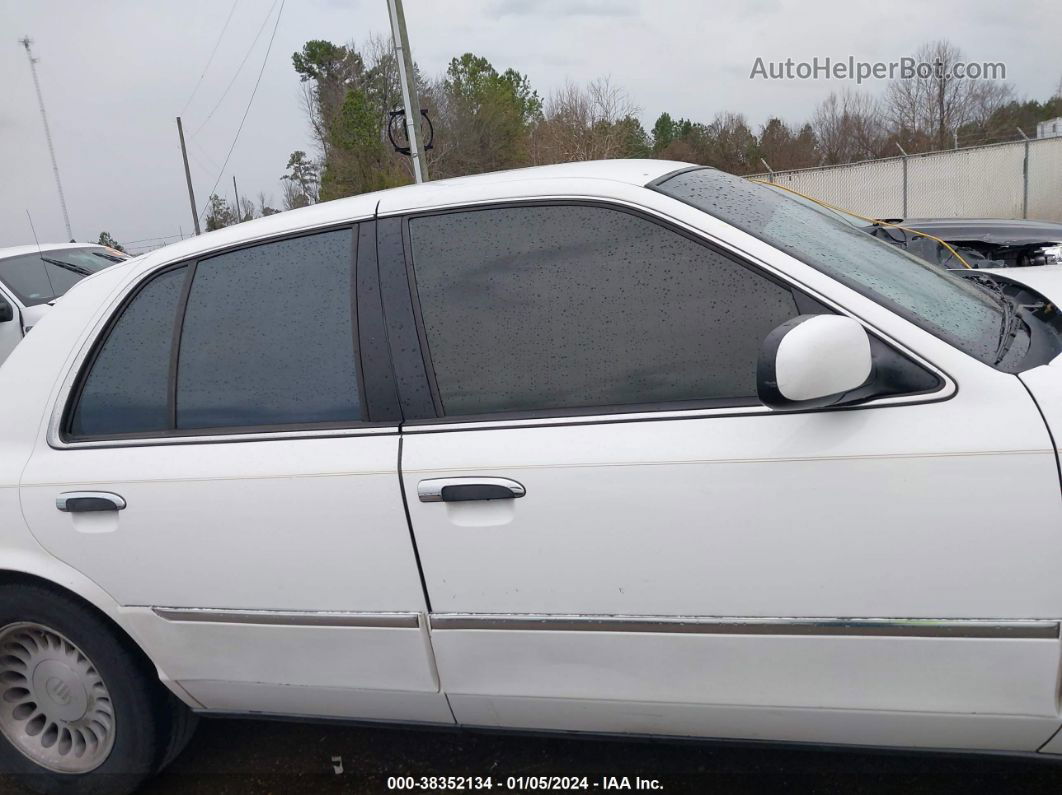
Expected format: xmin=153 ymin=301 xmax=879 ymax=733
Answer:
xmin=6 ymin=717 xmax=1062 ymax=793
xmin=141 ymin=718 xmax=1062 ymax=794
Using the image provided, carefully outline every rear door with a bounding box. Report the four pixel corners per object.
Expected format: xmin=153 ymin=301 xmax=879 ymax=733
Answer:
xmin=381 ymin=202 xmax=1062 ymax=750
xmin=21 ymin=223 xmax=451 ymax=723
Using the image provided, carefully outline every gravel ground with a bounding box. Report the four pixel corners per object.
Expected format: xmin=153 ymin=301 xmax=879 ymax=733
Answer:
xmin=5 ymin=717 xmax=1062 ymax=793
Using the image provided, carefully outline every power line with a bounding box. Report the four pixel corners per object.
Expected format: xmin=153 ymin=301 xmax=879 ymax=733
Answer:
xmin=191 ymin=136 xmax=221 ymax=170
xmin=125 ymin=232 xmax=184 ymax=245
xmin=179 ymin=0 xmax=239 ymax=115
xmin=190 ymin=0 xmax=278 ymax=138
xmin=198 ymin=0 xmax=285 ymax=221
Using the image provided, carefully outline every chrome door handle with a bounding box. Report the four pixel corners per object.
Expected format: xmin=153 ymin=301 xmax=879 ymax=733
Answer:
xmin=418 ymin=477 xmax=526 ymax=503
xmin=56 ymin=491 xmax=127 ymax=513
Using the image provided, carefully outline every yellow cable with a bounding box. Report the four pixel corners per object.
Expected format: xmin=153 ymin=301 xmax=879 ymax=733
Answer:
xmin=750 ymin=180 xmax=973 ymax=269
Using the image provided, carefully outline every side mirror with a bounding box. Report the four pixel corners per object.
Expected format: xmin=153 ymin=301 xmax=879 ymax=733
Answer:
xmin=0 ymin=297 xmax=13 ymax=324
xmin=758 ymin=314 xmax=873 ymax=410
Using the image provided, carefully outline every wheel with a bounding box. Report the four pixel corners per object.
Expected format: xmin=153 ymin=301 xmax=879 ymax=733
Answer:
xmin=0 ymin=583 xmax=192 ymax=794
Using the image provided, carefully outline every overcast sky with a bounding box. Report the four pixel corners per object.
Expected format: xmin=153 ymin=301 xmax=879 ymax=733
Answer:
xmin=1 ymin=0 xmax=1059 ymax=250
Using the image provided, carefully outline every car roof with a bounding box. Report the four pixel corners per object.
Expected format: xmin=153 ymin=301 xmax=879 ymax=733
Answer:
xmin=0 ymin=242 xmax=110 ymax=262
xmin=124 ymin=159 xmax=698 ymax=276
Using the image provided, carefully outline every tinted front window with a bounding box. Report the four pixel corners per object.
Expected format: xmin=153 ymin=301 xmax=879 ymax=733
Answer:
xmin=655 ymin=168 xmax=1004 ymax=365
xmin=176 ymin=229 xmax=360 ymax=429
xmin=0 ymin=247 xmax=126 ymax=307
xmin=70 ymin=267 xmax=186 ymax=436
xmin=408 ymin=205 xmax=799 ymax=416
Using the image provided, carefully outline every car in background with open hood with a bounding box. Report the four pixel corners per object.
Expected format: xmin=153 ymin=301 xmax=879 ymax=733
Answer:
xmin=890 ymin=218 xmax=1062 ymax=269
xmin=758 ymin=182 xmax=1062 ymax=271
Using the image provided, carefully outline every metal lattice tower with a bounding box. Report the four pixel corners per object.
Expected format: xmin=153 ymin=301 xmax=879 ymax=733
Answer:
xmin=20 ymin=36 xmax=73 ymax=241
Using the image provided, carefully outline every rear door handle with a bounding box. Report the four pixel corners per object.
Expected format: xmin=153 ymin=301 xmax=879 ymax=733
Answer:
xmin=418 ymin=477 xmax=526 ymax=503
xmin=56 ymin=492 xmax=127 ymax=513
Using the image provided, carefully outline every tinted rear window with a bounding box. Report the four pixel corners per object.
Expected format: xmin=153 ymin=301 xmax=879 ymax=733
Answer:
xmin=175 ymin=230 xmax=361 ymax=429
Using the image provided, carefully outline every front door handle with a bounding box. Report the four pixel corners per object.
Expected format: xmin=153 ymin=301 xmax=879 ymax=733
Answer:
xmin=56 ymin=491 xmax=127 ymax=513
xmin=418 ymin=477 xmax=526 ymax=503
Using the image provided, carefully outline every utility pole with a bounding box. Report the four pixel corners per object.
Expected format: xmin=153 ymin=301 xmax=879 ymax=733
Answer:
xmin=176 ymin=117 xmax=201 ymax=235
xmin=386 ymin=0 xmax=428 ymax=183
xmin=232 ymin=175 xmax=242 ymax=222
xmin=20 ymin=37 xmax=72 ymax=241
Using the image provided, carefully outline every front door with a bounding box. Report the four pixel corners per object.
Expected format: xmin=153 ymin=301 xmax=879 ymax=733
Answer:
xmin=389 ymin=202 xmax=1062 ymax=750
xmin=21 ymin=225 xmax=450 ymax=723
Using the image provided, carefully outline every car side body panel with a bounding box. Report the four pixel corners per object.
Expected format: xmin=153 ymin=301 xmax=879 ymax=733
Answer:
xmin=3 ymin=162 xmax=1062 ymax=754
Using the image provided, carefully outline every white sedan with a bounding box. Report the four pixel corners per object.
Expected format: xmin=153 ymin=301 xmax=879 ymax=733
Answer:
xmin=0 ymin=243 xmax=129 ymax=366
xmin=3 ymin=160 xmax=1062 ymax=793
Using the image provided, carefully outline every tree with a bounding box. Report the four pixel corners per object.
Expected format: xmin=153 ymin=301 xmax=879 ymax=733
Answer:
xmin=532 ymin=78 xmax=646 ymax=163
xmin=291 ymin=37 xmax=415 ymax=196
xmin=702 ymin=112 xmax=759 ymax=172
xmin=958 ymin=95 xmax=1062 ymax=146
xmin=96 ymin=231 xmax=125 ymax=252
xmin=292 ymin=40 xmax=366 ymax=158
xmin=204 ymin=194 xmax=236 ymax=231
xmin=812 ymin=89 xmax=886 ymax=164
xmin=320 ymin=87 xmax=400 ymax=199
xmin=257 ymin=191 xmax=281 ymax=216
xmin=431 ymin=53 xmax=542 ymax=176
xmin=238 ymin=197 xmax=256 ymax=223
xmin=651 ymin=112 xmax=678 ymax=153
xmin=884 ymin=40 xmax=1013 ymax=152
xmin=281 ymin=151 xmax=320 ymax=209
xmin=756 ymin=118 xmax=817 ymax=171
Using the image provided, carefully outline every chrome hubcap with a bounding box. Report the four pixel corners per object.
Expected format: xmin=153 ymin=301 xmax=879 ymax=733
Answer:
xmin=0 ymin=623 xmax=115 ymax=773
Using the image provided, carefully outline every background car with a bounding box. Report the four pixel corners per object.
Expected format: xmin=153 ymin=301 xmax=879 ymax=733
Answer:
xmin=0 ymin=243 xmax=129 ymax=366
xmin=890 ymin=218 xmax=1062 ymax=269
xmin=759 ymin=182 xmax=1062 ymax=270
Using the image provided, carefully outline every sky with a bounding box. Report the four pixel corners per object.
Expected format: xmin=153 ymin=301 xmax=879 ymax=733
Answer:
xmin=1 ymin=0 xmax=1059 ymax=251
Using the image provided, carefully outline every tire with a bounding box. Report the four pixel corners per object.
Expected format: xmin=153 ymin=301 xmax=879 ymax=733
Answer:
xmin=158 ymin=690 xmax=199 ymax=772
xmin=0 ymin=583 xmax=188 ymax=794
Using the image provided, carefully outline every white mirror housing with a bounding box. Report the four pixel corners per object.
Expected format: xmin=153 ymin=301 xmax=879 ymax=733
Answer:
xmin=758 ymin=314 xmax=873 ymax=410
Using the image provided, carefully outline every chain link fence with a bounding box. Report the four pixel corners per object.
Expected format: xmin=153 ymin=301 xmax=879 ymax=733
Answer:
xmin=748 ymin=136 xmax=1062 ymax=222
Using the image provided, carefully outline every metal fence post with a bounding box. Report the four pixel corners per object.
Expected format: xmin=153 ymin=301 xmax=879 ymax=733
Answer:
xmin=1017 ymin=128 xmax=1030 ymax=219
xmin=895 ymin=143 xmax=909 ymax=218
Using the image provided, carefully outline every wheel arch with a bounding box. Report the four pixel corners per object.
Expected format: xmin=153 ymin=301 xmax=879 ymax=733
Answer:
xmin=0 ymin=563 xmax=198 ymax=709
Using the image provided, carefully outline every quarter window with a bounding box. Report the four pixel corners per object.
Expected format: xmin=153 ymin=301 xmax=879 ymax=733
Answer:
xmin=70 ymin=266 xmax=187 ymax=437
xmin=407 ymin=205 xmax=799 ymax=416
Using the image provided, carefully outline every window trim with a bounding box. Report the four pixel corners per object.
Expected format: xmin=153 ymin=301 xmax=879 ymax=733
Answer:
xmin=55 ymin=223 xmax=393 ymax=447
xmin=392 ymin=198 xmax=950 ymax=426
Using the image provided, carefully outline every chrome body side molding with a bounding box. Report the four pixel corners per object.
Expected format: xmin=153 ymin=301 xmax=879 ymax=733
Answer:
xmin=152 ymin=608 xmax=420 ymax=629
xmin=427 ymin=614 xmax=1060 ymax=639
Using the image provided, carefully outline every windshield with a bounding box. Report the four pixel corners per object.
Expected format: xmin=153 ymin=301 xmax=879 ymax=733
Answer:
xmin=758 ymin=182 xmax=872 ymax=229
xmin=759 ymin=182 xmax=970 ymax=270
xmin=0 ymin=246 xmax=127 ymax=307
xmin=653 ymin=168 xmax=1004 ymax=366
